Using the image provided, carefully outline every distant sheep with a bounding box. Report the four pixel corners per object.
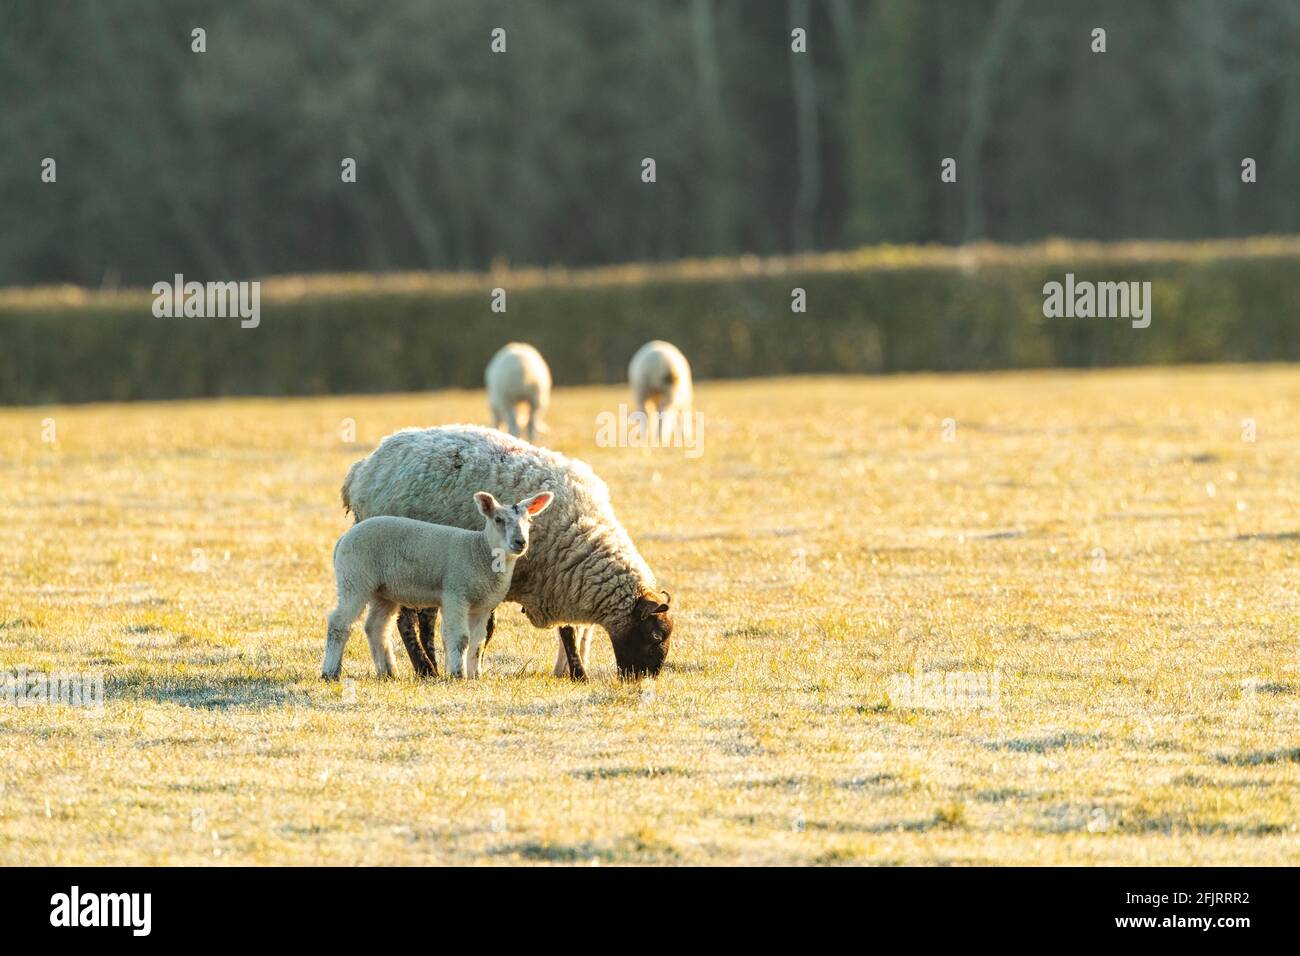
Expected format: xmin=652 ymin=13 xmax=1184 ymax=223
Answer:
xmin=486 ymin=342 xmax=551 ymax=444
xmin=341 ymin=425 xmax=673 ymax=680
xmin=323 ymin=490 xmax=553 ymax=680
xmin=629 ymin=340 xmax=693 ymax=443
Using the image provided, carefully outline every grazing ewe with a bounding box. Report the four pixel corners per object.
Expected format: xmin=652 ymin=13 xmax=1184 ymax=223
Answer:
xmin=322 ymin=490 xmax=553 ymax=680
xmin=629 ymin=340 xmax=693 ymax=444
xmin=341 ymin=425 xmax=673 ymax=680
xmin=486 ymin=342 xmax=551 ymax=443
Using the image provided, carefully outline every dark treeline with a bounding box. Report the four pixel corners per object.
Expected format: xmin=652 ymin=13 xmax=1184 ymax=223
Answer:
xmin=2 ymin=0 xmax=1297 ymax=287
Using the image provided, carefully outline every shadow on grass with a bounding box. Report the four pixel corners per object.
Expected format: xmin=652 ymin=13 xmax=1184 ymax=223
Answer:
xmin=493 ymin=832 xmax=679 ymax=863
xmin=986 ymin=732 xmax=1107 ymax=753
xmin=569 ymin=765 xmax=692 ymax=781
xmin=107 ymin=672 xmax=302 ymax=710
xmin=492 ymin=840 xmax=621 ymax=863
xmin=662 ymin=659 xmax=710 ymax=674
xmin=1216 ymin=747 xmax=1300 ymax=767
xmin=730 ymin=811 xmax=962 ymax=835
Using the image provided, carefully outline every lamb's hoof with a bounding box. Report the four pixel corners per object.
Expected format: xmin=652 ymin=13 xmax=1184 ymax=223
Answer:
xmin=322 ymin=671 xmax=339 ymax=682
xmin=568 ymin=666 xmax=588 ymax=682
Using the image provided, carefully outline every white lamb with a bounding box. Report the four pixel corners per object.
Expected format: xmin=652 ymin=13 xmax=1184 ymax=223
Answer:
xmin=322 ymin=490 xmax=553 ymax=680
xmin=628 ymin=340 xmax=693 ymax=444
xmin=486 ymin=342 xmax=551 ymax=443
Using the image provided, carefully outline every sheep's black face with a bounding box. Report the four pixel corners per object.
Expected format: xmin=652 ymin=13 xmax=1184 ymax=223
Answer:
xmin=611 ymin=593 xmax=673 ymax=678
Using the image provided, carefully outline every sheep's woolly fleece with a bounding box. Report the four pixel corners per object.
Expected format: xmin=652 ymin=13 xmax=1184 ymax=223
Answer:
xmin=485 ymin=342 xmax=551 ymax=430
xmin=629 ymin=339 xmax=692 ymax=407
xmin=342 ymin=425 xmax=658 ymax=633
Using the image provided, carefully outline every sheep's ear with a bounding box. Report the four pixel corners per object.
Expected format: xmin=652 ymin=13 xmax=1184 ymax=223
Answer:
xmin=474 ymin=492 xmax=499 ymax=517
xmin=636 ymin=594 xmax=670 ymax=619
xmin=522 ymin=491 xmax=553 ymax=516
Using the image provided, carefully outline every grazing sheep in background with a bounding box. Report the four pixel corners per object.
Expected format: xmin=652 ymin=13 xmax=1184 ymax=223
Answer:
xmin=341 ymin=425 xmax=673 ymax=680
xmin=322 ymin=490 xmax=553 ymax=680
xmin=486 ymin=342 xmax=551 ymax=443
xmin=629 ymin=340 xmax=694 ymax=444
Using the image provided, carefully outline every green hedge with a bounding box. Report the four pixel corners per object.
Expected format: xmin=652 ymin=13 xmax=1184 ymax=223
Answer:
xmin=2 ymin=239 xmax=1298 ymax=404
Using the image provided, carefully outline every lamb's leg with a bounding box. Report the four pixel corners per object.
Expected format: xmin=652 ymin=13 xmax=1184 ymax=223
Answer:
xmin=396 ymin=607 xmax=436 ymax=676
xmin=533 ymin=395 xmax=549 ymax=436
xmin=503 ymin=403 xmax=521 ymax=438
xmin=466 ymin=613 xmax=489 ymax=679
xmin=660 ymin=404 xmax=678 ymax=446
xmin=442 ymin=601 xmax=471 ymax=678
xmin=483 ymin=610 xmax=496 ymax=648
xmin=363 ymin=598 xmax=399 ymax=679
xmin=417 ymin=608 xmax=439 ymax=675
xmin=635 ymin=397 xmax=651 ymax=445
xmin=322 ymin=596 xmax=365 ymax=680
xmin=524 ymin=402 xmax=536 ymax=444
xmin=556 ymin=625 xmax=587 ymax=681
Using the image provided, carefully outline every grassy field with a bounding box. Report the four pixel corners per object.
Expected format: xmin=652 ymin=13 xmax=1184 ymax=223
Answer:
xmin=1 ymin=366 xmax=1297 ymax=865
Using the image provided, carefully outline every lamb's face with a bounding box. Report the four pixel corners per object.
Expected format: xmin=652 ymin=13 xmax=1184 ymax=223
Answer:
xmin=611 ymin=592 xmax=673 ymax=678
xmin=475 ymin=490 xmax=554 ymax=558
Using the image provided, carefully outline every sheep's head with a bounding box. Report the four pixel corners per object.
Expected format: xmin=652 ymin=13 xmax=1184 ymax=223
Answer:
xmin=610 ymin=590 xmax=673 ymax=678
xmin=475 ymin=490 xmax=553 ymax=558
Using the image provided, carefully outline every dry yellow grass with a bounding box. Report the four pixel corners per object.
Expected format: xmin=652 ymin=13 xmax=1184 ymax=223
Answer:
xmin=0 ymin=366 xmax=1297 ymax=865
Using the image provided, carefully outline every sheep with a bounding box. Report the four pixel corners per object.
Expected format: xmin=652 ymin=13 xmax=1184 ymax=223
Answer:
xmin=322 ymin=490 xmax=553 ymax=680
xmin=486 ymin=342 xmax=551 ymax=443
xmin=341 ymin=425 xmax=673 ymax=680
xmin=628 ymin=340 xmax=693 ymax=445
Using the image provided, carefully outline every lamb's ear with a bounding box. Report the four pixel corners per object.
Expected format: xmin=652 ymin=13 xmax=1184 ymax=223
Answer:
xmin=473 ymin=492 xmax=499 ymax=518
xmin=522 ymin=491 xmax=553 ymax=516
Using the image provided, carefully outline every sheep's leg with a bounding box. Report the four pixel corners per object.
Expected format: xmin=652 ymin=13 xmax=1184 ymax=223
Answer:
xmin=503 ymin=402 xmax=521 ymax=438
xmin=634 ymin=396 xmax=651 ymax=445
xmin=417 ymin=608 xmax=439 ymax=675
xmin=322 ymin=596 xmax=366 ymax=680
xmin=659 ymin=404 xmax=678 ymax=446
xmin=363 ymin=598 xmax=399 ymax=679
xmin=490 ymin=402 xmax=514 ymax=435
xmin=577 ymin=626 xmax=594 ymax=673
xmin=532 ymin=394 xmax=549 ymax=436
xmin=524 ymin=401 xmax=536 ymax=444
xmin=441 ymin=601 xmax=471 ymax=678
xmin=466 ymin=613 xmax=489 ymax=679
xmin=483 ymin=610 xmax=495 ymax=648
xmin=663 ymin=397 xmax=687 ymax=444
xmin=396 ymin=607 xmax=436 ymax=677
xmin=555 ymin=625 xmax=587 ymax=681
